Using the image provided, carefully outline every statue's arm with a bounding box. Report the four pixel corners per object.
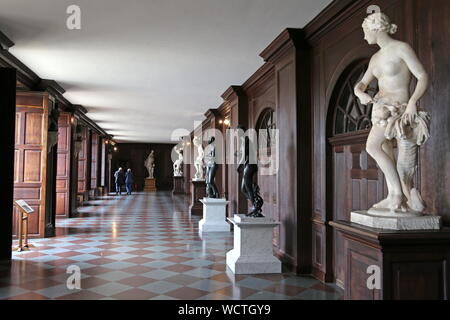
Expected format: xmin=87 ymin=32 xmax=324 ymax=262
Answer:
xmin=399 ymin=43 xmax=429 ymax=116
xmin=354 ymin=59 xmax=376 ymax=105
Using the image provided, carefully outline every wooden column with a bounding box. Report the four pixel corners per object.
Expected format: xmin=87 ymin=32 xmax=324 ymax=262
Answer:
xmin=55 ymin=112 xmax=72 ymax=218
xmin=260 ymin=29 xmax=312 ymax=273
xmin=77 ymin=126 xmax=89 ymax=204
xmin=222 ymin=86 xmax=248 ymax=217
xmin=0 ymin=68 xmax=16 ymax=260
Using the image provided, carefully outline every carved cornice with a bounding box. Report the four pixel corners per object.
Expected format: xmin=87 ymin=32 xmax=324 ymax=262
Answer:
xmin=259 ymin=28 xmax=307 ymax=63
xmin=303 ymin=0 xmax=370 ymax=43
xmin=204 ymin=108 xmax=220 ymax=120
xmin=0 ymin=30 xmax=14 ymax=50
xmin=217 ymin=101 xmax=230 ymax=117
xmin=221 ymin=85 xmax=245 ymax=102
xmin=241 ymin=62 xmax=274 ymax=94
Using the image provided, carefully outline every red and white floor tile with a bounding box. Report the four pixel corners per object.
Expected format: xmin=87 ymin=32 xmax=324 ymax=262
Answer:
xmin=0 ymin=192 xmax=342 ymax=300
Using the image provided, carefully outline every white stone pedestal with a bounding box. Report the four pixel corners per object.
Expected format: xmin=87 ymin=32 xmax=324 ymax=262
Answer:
xmin=351 ymin=210 xmax=442 ymax=231
xmin=226 ymin=214 xmax=281 ymax=275
xmin=199 ymin=198 xmax=230 ymax=233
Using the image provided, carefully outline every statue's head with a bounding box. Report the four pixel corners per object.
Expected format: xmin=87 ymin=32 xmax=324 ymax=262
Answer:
xmin=151 ymin=150 xmax=154 ymax=154
xmin=362 ymin=12 xmax=397 ymax=44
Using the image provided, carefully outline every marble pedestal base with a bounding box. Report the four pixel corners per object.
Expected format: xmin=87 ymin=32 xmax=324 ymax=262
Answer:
xmin=199 ymin=198 xmax=230 ymax=232
xmin=226 ymin=214 xmax=281 ymax=274
xmin=351 ymin=210 xmax=441 ymax=231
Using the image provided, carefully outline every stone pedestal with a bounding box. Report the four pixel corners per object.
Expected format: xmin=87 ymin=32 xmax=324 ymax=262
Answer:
xmin=199 ymin=198 xmax=230 ymax=232
xmin=172 ymin=176 xmax=184 ymax=195
xmin=226 ymin=214 xmax=281 ymax=275
xmin=330 ymin=220 xmax=450 ymax=300
xmin=190 ymin=180 xmax=206 ymax=215
xmin=144 ymin=178 xmax=157 ymax=192
xmin=351 ymin=210 xmax=441 ymax=231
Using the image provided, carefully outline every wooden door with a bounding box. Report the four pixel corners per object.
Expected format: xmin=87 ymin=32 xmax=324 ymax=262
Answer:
xmin=14 ymin=92 xmax=49 ymax=237
xmin=55 ymin=113 xmax=72 ymax=217
xmin=77 ymin=126 xmax=88 ymax=195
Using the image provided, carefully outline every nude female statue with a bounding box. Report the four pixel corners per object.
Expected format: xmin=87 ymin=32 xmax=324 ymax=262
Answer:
xmin=205 ymin=137 xmax=219 ymax=198
xmin=193 ymin=136 xmax=205 ymax=181
xmin=173 ymin=146 xmax=183 ymax=177
xmin=144 ymin=150 xmax=155 ymax=179
xmin=354 ymin=12 xmax=430 ymax=213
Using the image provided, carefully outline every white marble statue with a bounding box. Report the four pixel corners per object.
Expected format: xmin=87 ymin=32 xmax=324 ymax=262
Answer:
xmin=354 ymin=12 xmax=431 ymax=214
xmin=173 ymin=146 xmax=184 ymax=177
xmin=144 ymin=150 xmax=155 ymax=179
xmin=193 ymin=136 xmax=205 ymax=180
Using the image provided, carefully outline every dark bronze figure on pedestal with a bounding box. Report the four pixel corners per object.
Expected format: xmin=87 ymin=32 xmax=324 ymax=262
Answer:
xmin=237 ymin=125 xmax=264 ymax=218
xmin=205 ymin=137 xmax=219 ymax=198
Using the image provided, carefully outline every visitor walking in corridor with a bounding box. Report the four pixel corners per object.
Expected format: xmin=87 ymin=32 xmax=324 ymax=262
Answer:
xmin=125 ymin=168 xmax=135 ymax=195
xmin=114 ymin=167 xmax=125 ymax=195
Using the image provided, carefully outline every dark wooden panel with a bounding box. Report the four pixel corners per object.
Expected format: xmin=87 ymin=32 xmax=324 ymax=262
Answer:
xmin=56 ymin=112 xmax=71 ymax=217
xmin=0 ymin=68 xmax=16 ymax=260
xmin=77 ymin=126 xmax=88 ymax=194
xmin=13 ymin=92 xmax=48 ymax=237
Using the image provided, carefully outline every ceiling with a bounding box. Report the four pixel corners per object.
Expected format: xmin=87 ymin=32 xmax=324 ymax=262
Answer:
xmin=0 ymin=0 xmax=331 ymax=143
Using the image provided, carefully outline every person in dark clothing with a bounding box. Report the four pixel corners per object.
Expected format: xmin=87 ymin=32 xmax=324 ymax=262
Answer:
xmin=114 ymin=167 xmax=125 ymax=195
xmin=125 ymin=169 xmax=135 ymax=195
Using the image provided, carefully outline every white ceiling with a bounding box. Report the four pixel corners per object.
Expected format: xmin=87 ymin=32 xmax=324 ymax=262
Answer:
xmin=0 ymin=0 xmax=331 ymax=143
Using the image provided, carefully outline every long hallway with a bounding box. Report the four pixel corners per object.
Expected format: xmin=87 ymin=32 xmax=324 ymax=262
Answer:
xmin=0 ymin=192 xmax=342 ymax=300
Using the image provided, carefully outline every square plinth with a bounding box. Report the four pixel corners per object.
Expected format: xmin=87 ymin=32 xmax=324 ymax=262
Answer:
xmin=351 ymin=211 xmax=442 ymax=231
xmin=226 ymin=214 xmax=281 ymax=274
xmin=198 ymin=198 xmax=230 ymax=233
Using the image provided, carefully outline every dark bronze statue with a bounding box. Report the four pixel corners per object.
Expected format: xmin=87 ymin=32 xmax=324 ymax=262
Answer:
xmin=237 ymin=125 xmax=264 ymax=217
xmin=205 ymin=137 xmax=219 ymax=198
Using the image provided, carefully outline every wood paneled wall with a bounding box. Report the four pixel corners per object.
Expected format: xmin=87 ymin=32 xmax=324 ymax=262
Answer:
xmin=111 ymin=143 xmax=176 ymax=191
xmin=56 ymin=112 xmax=72 ymax=217
xmin=13 ymin=92 xmax=50 ymax=238
xmin=77 ymin=126 xmax=89 ymax=199
xmin=305 ymin=0 xmax=450 ymax=285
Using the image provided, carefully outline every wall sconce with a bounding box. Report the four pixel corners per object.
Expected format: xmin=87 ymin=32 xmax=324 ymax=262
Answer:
xmin=114 ymin=146 xmax=118 ymax=152
xmin=219 ymin=118 xmax=230 ymax=127
xmin=70 ymin=116 xmax=75 ymax=124
xmin=105 ymin=140 xmax=109 ymax=145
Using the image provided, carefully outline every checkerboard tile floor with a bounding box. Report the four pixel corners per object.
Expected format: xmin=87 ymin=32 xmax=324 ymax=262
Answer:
xmin=0 ymin=192 xmax=343 ymax=300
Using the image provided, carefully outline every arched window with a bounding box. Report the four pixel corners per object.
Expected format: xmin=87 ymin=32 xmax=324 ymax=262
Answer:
xmin=333 ymin=62 xmax=377 ymax=135
xmin=256 ymin=108 xmax=276 ymax=149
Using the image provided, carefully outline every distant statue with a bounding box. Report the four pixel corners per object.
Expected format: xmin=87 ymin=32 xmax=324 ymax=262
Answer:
xmin=205 ymin=137 xmax=219 ymax=198
xmin=173 ymin=146 xmax=184 ymax=177
xmin=144 ymin=150 xmax=155 ymax=179
xmin=354 ymin=12 xmax=431 ymax=213
xmin=193 ymin=136 xmax=205 ymax=181
xmin=237 ymin=125 xmax=264 ymax=217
